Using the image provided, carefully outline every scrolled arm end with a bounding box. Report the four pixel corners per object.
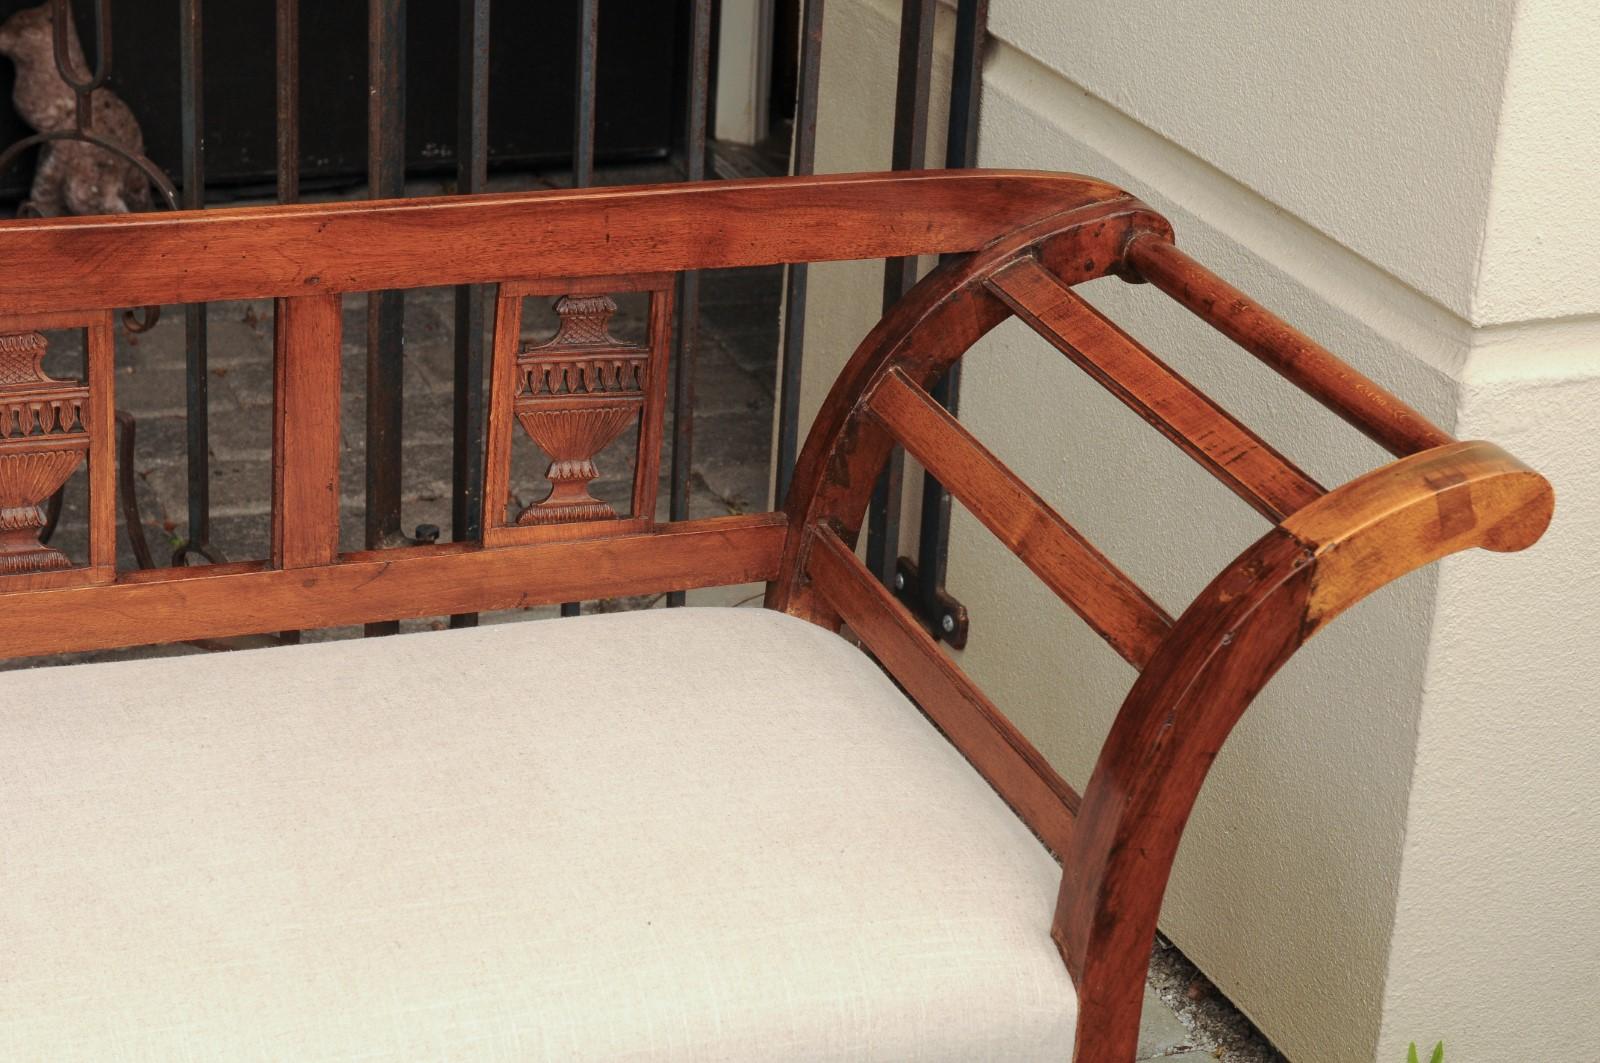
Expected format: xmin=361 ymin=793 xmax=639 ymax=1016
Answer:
xmin=1284 ymin=439 xmax=1554 ymax=632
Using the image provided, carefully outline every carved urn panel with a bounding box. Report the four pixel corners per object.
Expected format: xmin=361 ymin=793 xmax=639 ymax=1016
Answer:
xmin=0 ymin=331 xmax=89 ymax=573
xmin=513 ymin=294 xmax=650 ymax=525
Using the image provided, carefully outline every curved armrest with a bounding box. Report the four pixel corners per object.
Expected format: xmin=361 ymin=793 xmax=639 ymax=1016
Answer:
xmin=755 ymin=172 xmax=1551 ymax=1061
xmin=1058 ymin=440 xmax=1553 ymax=1053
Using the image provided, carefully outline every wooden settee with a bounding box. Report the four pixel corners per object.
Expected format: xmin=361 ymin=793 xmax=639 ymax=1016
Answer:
xmin=0 ymin=171 xmax=1553 ymax=1061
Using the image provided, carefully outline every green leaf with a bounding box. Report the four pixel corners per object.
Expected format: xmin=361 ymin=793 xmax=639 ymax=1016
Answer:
xmin=1430 ymin=1043 xmax=1445 ymax=1063
xmin=1408 ymin=1045 xmax=1420 ymax=1063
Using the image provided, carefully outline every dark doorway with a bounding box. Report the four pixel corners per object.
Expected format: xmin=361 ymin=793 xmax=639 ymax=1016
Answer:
xmin=0 ymin=0 xmax=686 ymax=201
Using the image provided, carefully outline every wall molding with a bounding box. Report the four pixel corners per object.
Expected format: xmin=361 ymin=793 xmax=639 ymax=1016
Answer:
xmin=978 ymin=32 xmax=1600 ymax=382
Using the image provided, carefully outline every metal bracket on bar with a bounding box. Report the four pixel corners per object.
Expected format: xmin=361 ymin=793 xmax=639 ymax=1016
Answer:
xmin=892 ymin=555 xmax=970 ymax=649
xmin=863 ymin=0 xmax=936 ymax=590
xmin=897 ymin=0 xmax=987 ymax=647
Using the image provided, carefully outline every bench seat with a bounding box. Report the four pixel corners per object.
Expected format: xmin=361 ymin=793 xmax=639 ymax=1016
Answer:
xmin=1 ymin=608 xmax=1075 ymax=1061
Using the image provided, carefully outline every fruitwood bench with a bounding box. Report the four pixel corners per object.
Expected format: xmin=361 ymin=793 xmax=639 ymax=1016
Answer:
xmin=0 ymin=171 xmax=1552 ymax=1061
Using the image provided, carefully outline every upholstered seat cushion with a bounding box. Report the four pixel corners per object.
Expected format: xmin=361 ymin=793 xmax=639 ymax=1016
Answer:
xmin=2 ymin=607 xmax=1075 ymax=1060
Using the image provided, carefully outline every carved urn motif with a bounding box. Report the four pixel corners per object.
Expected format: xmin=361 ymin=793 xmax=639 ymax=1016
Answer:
xmin=513 ymin=295 xmax=649 ymax=525
xmin=0 ymin=331 xmax=88 ymax=573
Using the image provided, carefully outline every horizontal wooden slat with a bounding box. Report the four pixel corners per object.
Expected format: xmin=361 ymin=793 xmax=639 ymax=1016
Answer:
xmin=1125 ymin=233 xmax=1454 ymax=458
xmin=0 ymin=170 xmax=1129 ymax=315
xmin=0 ymin=514 xmax=785 ymax=661
xmin=867 ymin=368 xmax=1172 ymax=669
xmin=804 ymin=524 xmax=1079 ymax=855
xmin=987 ymin=255 xmax=1326 ymax=522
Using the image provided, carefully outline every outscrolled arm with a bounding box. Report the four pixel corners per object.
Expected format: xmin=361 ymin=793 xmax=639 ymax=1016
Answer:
xmin=1285 ymin=440 xmax=1553 ymax=632
xmin=1057 ymin=440 xmax=1553 ymax=1057
xmin=746 ymin=171 xmax=1552 ymax=1061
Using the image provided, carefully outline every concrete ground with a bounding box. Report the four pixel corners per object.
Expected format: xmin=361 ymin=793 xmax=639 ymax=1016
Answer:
xmin=10 ymin=164 xmax=1283 ymax=1062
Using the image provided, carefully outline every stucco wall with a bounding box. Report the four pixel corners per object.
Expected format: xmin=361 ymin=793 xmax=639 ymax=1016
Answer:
xmin=986 ymin=0 xmax=1517 ymax=321
xmin=1372 ymin=361 xmax=1600 ymax=1060
xmin=796 ymin=0 xmax=1599 ymax=1059
xmin=1473 ymin=0 xmax=1600 ymax=322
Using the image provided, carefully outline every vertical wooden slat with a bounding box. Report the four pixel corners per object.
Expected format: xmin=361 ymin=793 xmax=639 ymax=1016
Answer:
xmin=86 ymin=311 xmax=115 ymax=581
xmin=632 ymin=287 xmax=675 ymax=522
xmin=480 ymin=289 xmax=524 ymax=538
xmin=272 ymin=294 xmax=343 ymax=570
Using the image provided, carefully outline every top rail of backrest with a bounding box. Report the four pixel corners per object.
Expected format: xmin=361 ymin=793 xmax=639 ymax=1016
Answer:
xmin=0 ymin=170 xmax=1132 ymax=315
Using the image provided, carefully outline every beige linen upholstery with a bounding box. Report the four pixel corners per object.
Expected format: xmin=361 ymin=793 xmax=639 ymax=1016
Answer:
xmin=2 ymin=607 xmax=1075 ymax=1060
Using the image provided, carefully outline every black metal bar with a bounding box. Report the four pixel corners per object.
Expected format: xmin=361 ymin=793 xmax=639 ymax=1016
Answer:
xmin=50 ymin=0 xmax=109 ymax=131
xmin=666 ymin=0 xmax=713 ymax=609
xmin=773 ymin=0 xmax=825 ymax=506
xmin=557 ymin=0 xmax=601 ymax=619
xmin=276 ymin=0 xmax=300 ymax=204
xmin=450 ymin=0 xmax=492 ymax=629
xmin=179 ymin=0 xmax=211 ymax=561
xmin=864 ymin=0 xmax=935 ymax=588
xmin=273 ymin=0 xmax=303 ymax=643
xmin=50 ymin=0 xmax=110 ymax=95
xmin=0 ymin=129 xmax=177 ymax=210
xmin=366 ymin=0 xmax=407 ymax=635
xmin=944 ymin=0 xmax=987 ymax=173
xmin=116 ymin=411 xmax=157 ymax=572
xmin=573 ymin=0 xmax=599 ymax=188
xmin=909 ymin=0 xmax=987 ymax=641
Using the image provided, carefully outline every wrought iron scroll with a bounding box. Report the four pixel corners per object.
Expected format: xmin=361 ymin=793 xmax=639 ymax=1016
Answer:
xmin=0 ymin=0 xmax=177 ymax=215
xmin=0 ymin=0 xmax=180 ymax=574
xmin=0 ymin=0 xmax=169 ymax=335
